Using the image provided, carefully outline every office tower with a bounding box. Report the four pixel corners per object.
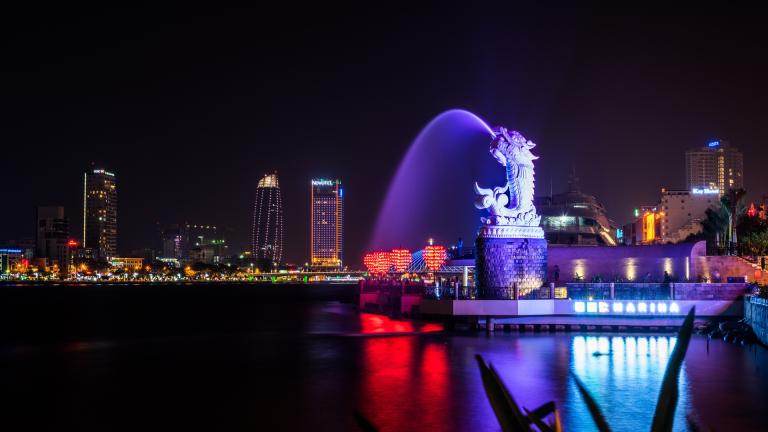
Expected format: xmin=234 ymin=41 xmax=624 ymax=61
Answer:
xmin=35 ymin=206 xmax=70 ymax=273
xmin=83 ymin=168 xmax=117 ymax=259
xmin=310 ymin=178 xmax=344 ymax=269
xmin=251 ymin=172 xmax=283 ymax=264
xmin=160 ymin=224 xmax=184 ymax=260
xmin=685 ymin=140 xmax=743 ymax=194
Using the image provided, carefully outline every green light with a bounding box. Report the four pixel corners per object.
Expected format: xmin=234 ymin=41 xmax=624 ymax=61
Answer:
xmin=634 ymin=208 xmax=639 ymax=217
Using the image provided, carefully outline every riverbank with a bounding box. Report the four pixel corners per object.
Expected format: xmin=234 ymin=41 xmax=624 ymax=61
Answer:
xmin=745 ymin=295 xmax=768 ymax=345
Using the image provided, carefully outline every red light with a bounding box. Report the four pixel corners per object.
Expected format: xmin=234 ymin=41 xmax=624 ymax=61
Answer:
xmin=363 ymin=251 xmax=391 ymax=274
xmin=67 ymin=240 xmax=78 ymax=247
xmin=747 ymin=203 xmax=757 ymax=218
xmin=390 ymin=248 xmax=411 ymax=272
xmin=423 ymin=244 xmax=447 ymax=271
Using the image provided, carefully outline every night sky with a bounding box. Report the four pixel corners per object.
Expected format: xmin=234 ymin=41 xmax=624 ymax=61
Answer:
xmin=2 ymin=6 xmax=767 ymax=265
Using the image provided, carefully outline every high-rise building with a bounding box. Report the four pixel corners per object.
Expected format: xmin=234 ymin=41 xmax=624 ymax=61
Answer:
xmin=310 ymin=178 xmax=344 ymax=269
xmin=685 ymin=140 xmax=743 ymax=194
xmin=159 ymin=224 xmax=185 ymax=260
xmin=251 ymin=172 xmax=284 ymax=264
xmin=35 ymin=206 xmax=70 ymax=273
xmin=658 ymin=188 xmax=718 ymax=243
xmin=83 ymin=168 xmax=117 ymax=259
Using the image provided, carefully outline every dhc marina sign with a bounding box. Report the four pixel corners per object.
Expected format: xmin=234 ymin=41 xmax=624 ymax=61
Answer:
xmin=574 ymin=301 xmax=682 ymax=315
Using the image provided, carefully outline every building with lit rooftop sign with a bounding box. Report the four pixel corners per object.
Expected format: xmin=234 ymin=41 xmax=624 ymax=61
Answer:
xmin=685 ymin=139 xmax=743 ymax=194
xmin=310 ymin=178 xmax=343 ymax=269
xmin=83 ymin=168 xmax=117 ymax=259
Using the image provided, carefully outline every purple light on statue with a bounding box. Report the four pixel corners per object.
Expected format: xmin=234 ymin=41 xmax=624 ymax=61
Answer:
xmin=369 ymin=109 xmax=497 ymax=251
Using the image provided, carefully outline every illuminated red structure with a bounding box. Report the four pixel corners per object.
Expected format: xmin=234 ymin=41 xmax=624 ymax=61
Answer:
xmin=363 ymin=251 xmax=391 ymax=274
xmin=390 ymin=248 xmax=411 ymax=272
xmin=423 ymin=244 xmax=447 ymax=271
xmin=747 ymin=203 xmax=757 ymax=218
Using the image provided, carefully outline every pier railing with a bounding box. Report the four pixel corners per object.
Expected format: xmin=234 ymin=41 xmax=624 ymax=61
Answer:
xmin=422 ymin=282 xmax=749 ymax=301
xmin=423 ymin=285 xmax=555 ymax=300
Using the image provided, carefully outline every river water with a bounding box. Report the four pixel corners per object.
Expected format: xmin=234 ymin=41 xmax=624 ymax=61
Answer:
xmin=2 ymin=291 xmax=767 ymax=431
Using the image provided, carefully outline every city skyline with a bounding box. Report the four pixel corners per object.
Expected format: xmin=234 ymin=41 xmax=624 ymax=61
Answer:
xmin=2 ymin=8 xmax=768 ymax=265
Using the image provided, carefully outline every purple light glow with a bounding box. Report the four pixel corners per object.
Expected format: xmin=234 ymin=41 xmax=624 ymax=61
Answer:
xmin=370 ymin=109 xmax=498 ymax=251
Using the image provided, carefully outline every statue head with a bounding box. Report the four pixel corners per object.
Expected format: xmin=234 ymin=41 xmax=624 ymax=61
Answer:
xmin=490 ymin=127 xmax=538 ymax=167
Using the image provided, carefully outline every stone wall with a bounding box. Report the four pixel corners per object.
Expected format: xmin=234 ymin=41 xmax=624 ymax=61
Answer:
xmin=475 ymin=236 xmax=547 ymax=295
xmin=673 ymin=283 xmax=748 ymax=300
xmin=695 ymin=255 xmax=768 ymax=284
xmin=745 ymin=296 xmax=768 ymax=345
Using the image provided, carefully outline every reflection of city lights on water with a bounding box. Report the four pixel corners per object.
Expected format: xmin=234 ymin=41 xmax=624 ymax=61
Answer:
xmin=569 ymin=334 xmax=690 ymax=430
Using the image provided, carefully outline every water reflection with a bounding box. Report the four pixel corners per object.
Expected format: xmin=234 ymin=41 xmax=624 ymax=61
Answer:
xmin=357 ymin=333 xmax=729 ymax=432
xmin=5 ymin=300 xmax=766 ymax=431
xmin=358 ymin=313 xmax=443 ymax=335
xmin=360 ymin=337 xmax=453 ymax=431
xmin=569 ymin=336 xmax=688 ymax=431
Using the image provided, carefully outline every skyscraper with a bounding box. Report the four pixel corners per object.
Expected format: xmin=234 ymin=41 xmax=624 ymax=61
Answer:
xmin=159 ymin=223 xmax=184 ymax=260
xmin=35 ymin=206 xmax=70 ymax=273
xmin=83 ymin=168 xmax=117 ymax=259
xmin=251 ymin=173 xmax=283 ymax=264
xmin=685 ymin=140 xmax=743 ymax=194
xmin=310 ymin=178 xmax=343 ymax=269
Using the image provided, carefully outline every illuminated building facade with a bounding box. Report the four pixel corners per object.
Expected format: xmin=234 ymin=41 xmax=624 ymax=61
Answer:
xmin=658 ymin=188 xmax=718 ymax=243
xmin=109 ymin=257 xmax=144 ymax=271
xmin=622 ymin=206 xmax=661 ymax=245
xmin=0 ymin=247 xmax=25 ymax=275
xmin=35 ymin=206 xmax=70 ymax=274
xmin=251 ymin=172 xmax=283 ymax=264
xmin=535 ymin=173 xmax=617 ymax=246
xmin=685 ymin=140 xmax=743 ymax=194
xmin=83 ymin=168 xmax=117 ymax=259
xmin=310 ymin=179 xmax=344 ymax=269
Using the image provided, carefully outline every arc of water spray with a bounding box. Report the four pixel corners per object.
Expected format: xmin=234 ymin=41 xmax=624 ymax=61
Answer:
xmin=369 ymin=109 xmax=496 ymax=250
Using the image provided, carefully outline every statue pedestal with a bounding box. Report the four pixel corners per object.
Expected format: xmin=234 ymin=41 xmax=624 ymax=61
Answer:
xmin=475 ymin=225 xmax=548 ymax=299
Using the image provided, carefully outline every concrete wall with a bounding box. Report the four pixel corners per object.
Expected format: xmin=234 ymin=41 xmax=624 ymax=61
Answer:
xmin=420 ymin=298 xmax=742 ymax=318
xmin=565 ymin=282 xmax=747 ymax=300
xmin=548 ymin=241 xmax=705 ymax=283
xmin=745 ymin=296 xmax=768 ymax=345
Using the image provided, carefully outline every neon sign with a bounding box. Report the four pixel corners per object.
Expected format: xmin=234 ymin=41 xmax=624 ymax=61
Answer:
xmin=707 ymin=140 xmax=720 ymax=148
xmin=574 ymin=301 xmax=682 ymax=315
xmin=692 ymin=188 xmax=719 ymax=195
xmin=311 ymin=179 xmax=334 ymax=186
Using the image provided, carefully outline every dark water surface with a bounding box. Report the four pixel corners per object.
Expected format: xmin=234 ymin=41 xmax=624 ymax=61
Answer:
xmin=2 ymin=284 xmax=767 ymax=431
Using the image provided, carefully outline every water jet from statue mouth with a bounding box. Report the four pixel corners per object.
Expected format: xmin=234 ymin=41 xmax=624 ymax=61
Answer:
xmin=369 ymin=109 xmax=498 ymax=251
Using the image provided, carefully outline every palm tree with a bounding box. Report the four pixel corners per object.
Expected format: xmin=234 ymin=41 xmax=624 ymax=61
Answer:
xmin=723 ymin=188 xmax=747 ymax=254
xmin=702 ymin=188 xmax=747 ymax=254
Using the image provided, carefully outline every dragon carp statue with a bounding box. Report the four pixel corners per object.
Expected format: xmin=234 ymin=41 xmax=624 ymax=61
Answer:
xmin=475 ymin=126 xmax=541 ymax=228
xmin=473 ymin=126 xmax=547 ymax=297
